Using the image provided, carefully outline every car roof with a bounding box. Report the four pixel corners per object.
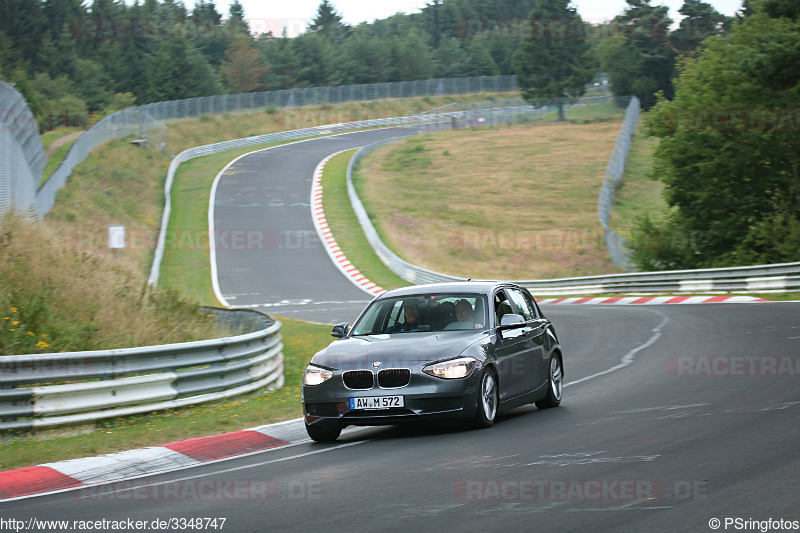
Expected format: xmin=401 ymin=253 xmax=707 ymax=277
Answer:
xmin=377 ymin=281 xmax=521 ymax=299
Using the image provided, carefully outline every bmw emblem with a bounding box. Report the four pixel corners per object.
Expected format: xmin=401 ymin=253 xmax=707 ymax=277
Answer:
xmin=372 ymin=361 xmax=382 ymax=368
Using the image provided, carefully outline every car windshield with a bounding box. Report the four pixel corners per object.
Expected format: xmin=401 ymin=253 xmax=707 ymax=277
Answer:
xmin=351 ymin=293 xmax=488 ymax=335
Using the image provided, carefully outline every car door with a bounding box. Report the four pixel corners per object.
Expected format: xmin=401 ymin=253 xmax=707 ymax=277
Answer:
xmin=509 ymin=287 xmax=548 ymax=392
xmin=492 ymin=288 xmax=531 ymax=401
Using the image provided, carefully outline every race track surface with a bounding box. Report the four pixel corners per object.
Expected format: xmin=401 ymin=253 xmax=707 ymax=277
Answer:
xmin=6 ymin=303 xmax=799 ymax=532
xmin=211 ymin=127 xmax=420 ymax=324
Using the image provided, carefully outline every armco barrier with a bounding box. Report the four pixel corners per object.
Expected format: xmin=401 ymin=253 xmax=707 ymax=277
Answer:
xmin=517 ymin=262 xmax=800 ymax=295
xmin=0 ymin=308 xmax=282 ymax=431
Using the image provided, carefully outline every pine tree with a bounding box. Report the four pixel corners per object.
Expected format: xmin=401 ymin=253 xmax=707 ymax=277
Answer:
xmin=512 ymin=0 xmax=592 ymax=120
xmin=597 ymin=0 xmax=676 ymax=109
xmin=309 ymin=0 xmax=348 ymax=38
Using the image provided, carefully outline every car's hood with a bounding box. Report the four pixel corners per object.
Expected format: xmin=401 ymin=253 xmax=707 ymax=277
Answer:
xmin=311 ymin=331 xmax=486 ymax=370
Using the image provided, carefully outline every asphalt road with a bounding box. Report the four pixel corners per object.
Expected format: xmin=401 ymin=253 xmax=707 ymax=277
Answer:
xmin=6 ymin=302 xmax=799 ymax=532
xmin=211 ymin=126 xmax=421 ymax=324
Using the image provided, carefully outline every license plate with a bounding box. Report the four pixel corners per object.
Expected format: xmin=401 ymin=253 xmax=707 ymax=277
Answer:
xmin=349 ymin=395 xmax=404 ymax=410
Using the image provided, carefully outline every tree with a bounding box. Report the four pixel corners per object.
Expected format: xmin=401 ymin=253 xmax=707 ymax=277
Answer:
xmin=309 ymin=0 xmax=347 ymax=38
xmin=456 ymin=41 xmax=499 ymax=77
xmin=192 ymin=0 xmax=229 ymax=67
xmin=220 ymin=37 xmax=267 ymax=93
xmin=670 ymin=0 xmax=730 ymax=55
xmin=146 ymin=37 xmax=221 ymax=101
xmin=511 ymin=0 xmax=592 ymax=120
xmin=387 ymin=30 xmax=435 ymax=81
xmin=226 ymin=0 xmax=250 ymax=37
xmin=0 ymin=0 xmax=48 ymax=71
xmin=632 ymin=7 xmax=800 ymax=269
xmin=597 ymin=0 xmax=676 ymax=109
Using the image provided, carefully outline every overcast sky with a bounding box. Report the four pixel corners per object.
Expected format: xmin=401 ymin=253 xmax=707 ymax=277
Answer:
xmin=194 ymin=0 xmax=745 ymax=36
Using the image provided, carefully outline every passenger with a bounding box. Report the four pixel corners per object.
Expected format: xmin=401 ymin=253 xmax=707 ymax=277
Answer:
xmin=445 ymin=299 xmax=484 ymax=330
xmin=455 ymin=299 xmax=474 ymax=323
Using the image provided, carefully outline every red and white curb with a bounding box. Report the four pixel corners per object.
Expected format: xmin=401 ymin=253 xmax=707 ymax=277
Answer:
xmin=311 ymin=151 xmax=384 ymax=297
xmin=538 ymin=295 xmax=767 ymax=305
xmin=0 ymin=418 xmax=335 ymax=501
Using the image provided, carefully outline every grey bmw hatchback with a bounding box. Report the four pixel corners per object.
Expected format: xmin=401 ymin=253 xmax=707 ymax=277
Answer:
xmin=301 ymin=281 xmax=564 ymax=442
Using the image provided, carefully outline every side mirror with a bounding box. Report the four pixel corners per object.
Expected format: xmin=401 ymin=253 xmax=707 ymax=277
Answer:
xmin=331 ymin=323 xmax=350 ymax=338
xmin=498 ymin=313 xmax=525 ymax=331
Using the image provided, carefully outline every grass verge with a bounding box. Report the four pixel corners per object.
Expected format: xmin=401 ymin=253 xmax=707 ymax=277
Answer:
xmin=0 ymin=316 xmax=331 ymax=470
xmin=40 ymin=128 xmax=83 ymax=151
xmin=0 ymin=214 xmax=226 ymax=355
xmin=356 ymin=120 xmax=626 ymax=280
xmin=39 ymin=138 xmax=81 ymax=186
xmin=608 ymin=127 xmax=667 ymax=236
xmin=320 ymin=150 xmax=409 ymax=291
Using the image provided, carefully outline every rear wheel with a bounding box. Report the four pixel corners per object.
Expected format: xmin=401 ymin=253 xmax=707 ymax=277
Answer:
xmin=473 ymin=368 xmax=498 ymax=428
xmin=535 ymin=355 xmax=563 ymax=409
xmin=305 ymin=420 xmax=342 ymax=442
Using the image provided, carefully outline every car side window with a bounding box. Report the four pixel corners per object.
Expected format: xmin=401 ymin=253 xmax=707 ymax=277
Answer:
xmin=494 ymin=290 xmax=513 ymax=324
xmin=524 ymin=291 xmax=542 ymax=319
xmin=507 ymin=288 xmax=534 ymax=321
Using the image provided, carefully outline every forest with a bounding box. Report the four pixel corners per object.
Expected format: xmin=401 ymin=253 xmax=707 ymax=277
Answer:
xmin=1 ymin=0 xmax=730 ymax=129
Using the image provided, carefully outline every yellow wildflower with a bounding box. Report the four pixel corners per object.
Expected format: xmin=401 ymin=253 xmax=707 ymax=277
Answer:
xmin=11 ymin=321 xmax=19 ymax=326
xmin=36 ymin=340 xmax=50 ymax=349
xmin=10 ymin=308 xmax=18 ymax=313
xmin=27 ymin=331 xmax=34 ymax=336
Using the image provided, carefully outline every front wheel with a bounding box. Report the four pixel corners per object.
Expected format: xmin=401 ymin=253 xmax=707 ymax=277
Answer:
xmin=535 ymin=354 xmax=563 ymax=409
xmin=305 ymin=420 xmax=342 ymax=442
xmin=473 ymin=368 xmax=498 ymax=428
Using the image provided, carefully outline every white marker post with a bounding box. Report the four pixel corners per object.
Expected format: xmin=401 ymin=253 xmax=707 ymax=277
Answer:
xmin=108 ymin=225 xmax=126 ymax=256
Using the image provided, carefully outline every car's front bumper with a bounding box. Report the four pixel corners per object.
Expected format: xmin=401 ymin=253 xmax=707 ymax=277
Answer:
xmin=302 ymin=369 xmax=482 ymax=428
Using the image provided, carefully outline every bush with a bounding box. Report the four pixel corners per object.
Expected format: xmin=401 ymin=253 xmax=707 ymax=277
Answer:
xmin=0 ymin=214 xmax=225 ymax=355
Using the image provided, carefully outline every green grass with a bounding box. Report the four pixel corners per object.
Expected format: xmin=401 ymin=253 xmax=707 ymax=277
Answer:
xmin=40 ymin=128 xmax=85 ymax=185
xmin=0 ymin=317 xmax=332 ymax=471
xmin=39 ymin=137 xmax=80 ymax=186
xmin=40 ymin=127 xmax=83 ymax=150
xmin=530 ymin=100 xmax=626 ymax=123
xmin=355 ymin=121 xmax=626 ymax=280
xmin=320 ymin=151 xmax=409 ymax=290
xmin=609 ymin=128 xmax=667 ymax=237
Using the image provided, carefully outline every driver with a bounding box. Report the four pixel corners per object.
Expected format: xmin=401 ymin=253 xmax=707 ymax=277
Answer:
xmin=388 ymin=298 xmax=424 ymax=333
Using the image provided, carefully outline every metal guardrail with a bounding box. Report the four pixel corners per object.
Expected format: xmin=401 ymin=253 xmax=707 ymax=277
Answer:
xmin=516 ymin=262 xmax=800 ymax=295
xmin=0 ymin=308 xmax=283 ymax=431
xmin=148 ymin=104 xmax=546 ymax=286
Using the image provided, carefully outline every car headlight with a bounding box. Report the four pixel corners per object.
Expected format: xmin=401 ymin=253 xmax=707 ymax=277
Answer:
xmin=423 ymin=357 xmax=478 ymax=379
xmin=304 ymin=365 xmax=334 ymax=386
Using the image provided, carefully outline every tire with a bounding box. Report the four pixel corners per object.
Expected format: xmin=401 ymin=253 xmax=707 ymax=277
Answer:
xmin=535 ymin=354 xmax=563 ymax=409
xmin=305 ymin=420 xmax=342 ymax=442
xmin=473 ymin=367 xmax=498 ymax=428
